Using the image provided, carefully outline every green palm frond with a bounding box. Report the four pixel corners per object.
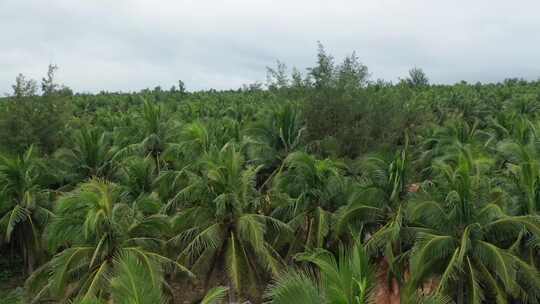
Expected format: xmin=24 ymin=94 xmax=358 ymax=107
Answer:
xmin=199 ymin=286 xmax=229 ymax=304
xmin=265 ymin=269 xmax=323 ymax=304
xmin=109 ymin=252 xmax=166 ymax=304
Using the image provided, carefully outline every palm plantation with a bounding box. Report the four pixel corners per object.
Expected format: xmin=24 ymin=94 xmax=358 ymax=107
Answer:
xmin=2 ymin=46 xmax=540 ymax=304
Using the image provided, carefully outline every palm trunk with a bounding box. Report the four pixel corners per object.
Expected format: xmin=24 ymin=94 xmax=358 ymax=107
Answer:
xmin=204 ymin=238 xmax=228 ymax=291
xmin=204 ymin=251 xmax=220 ymax=291
xmin=20 ymin=229 xmax=35 ymax=276
xmin=375 ymin=257 xmax=401 ymax=304
xmin=284 ymin=231 xmax=301 ymax=262
xmin=530 ymin=247 xmax=535 ymax=267
xmin=528 ymin=194 xmax=535 ymax=215
xmin=27 ymin=248 xmax=35 ymax=275
xmin=154 ymin=152 xmax=161 ymax=174
xmin=305 ymin=217 xmax=314 ymax=248
xmin=457 ymin=279 xmax=464 ymax=304
xmin=228 ymin=281 xmax=236 ymax=303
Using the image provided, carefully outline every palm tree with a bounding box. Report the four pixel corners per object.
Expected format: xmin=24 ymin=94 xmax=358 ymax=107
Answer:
xmin=55 ymin=128 xmax=117 ymax=183
xmin=408 ymin=149 xmax=540 ymax=304
xmin=69 ymin=253 xmax=229 ymax=304
xmin=177 ymin=121 xmax=212 ymax=157
xmin=69 ymin=252 xmax=168 ymax=304
xmin=169 ymin=144 xmax=290 ymax=299
xmin=249 ymin=102 xmax=305 ymax=167
xmin=119 ymin=100 xmax=175 ymax=173
xmin=417 ymin=118 xmax=490 ymax=176
xmin=247 ymin=102 xmax=306 ymax=196
xmin=495 ymin=134 xmax=540 ymax=268
xmin=116 ymin=156 xmax=158 ymax=201
xmin=488 ymin=113 xmax=536 ymax=145
xmin=336 ymin=147 xmax=411 ymax=301
xmin=0 ymin=146 xmax=51 ymax=275
xmin=265 ymin=240 xmax=375 ymax=304
xmin=273 ymin=151 xmax=345 ymax=250
xmin=25 ymin=179 xmax=191 ymax=303
xmin=496 ymin=139 xmax=540 ymax=215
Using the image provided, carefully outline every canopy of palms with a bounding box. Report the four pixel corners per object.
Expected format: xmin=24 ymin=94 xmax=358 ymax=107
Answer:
xmin=4 ymin=46 xmax=540 ymax=304
xmin=169 ymin=144 xmax=290 ymax=298
xmin=408 ymin=149 xmax=540 ymax=304
xmin=25 ymin=179 xmax=191 ymax=303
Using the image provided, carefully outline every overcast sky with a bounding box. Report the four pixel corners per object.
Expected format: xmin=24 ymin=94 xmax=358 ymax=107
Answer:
xmin=1 ymin=0 xmax=539 ymax=94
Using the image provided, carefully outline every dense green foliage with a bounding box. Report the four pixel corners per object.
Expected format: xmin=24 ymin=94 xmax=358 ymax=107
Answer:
xmin=2 ymin=47 xmax=540 ymax=303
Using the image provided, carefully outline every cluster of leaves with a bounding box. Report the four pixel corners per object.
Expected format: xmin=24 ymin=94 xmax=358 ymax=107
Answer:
xmin=2 ymin=46 xmax=540 ymax=304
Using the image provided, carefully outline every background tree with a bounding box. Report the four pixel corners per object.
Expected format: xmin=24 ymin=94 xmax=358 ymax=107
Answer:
xmin=11 ymin=73 xmax=38 ymax=98
xmin=0 ymin=66 xmax=72 ymax=154
xmin=41 ymin=64 xmax=59 ymax=96
xmin=406 ymin=67 xmax=429 ymax=88
xmin=266 ymin=60 xmax=290 ymax=91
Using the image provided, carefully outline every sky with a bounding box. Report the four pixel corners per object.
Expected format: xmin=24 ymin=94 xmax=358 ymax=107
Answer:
xmin=1 ymin=0 xmax=540 ymax=94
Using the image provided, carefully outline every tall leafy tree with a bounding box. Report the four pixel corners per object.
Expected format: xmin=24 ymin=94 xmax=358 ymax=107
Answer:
xmin=41 ymin=64 xmax=59 ymax=96
xmin=405 ymin=67 xmax=429 ymax=88
xmin=11 ymin=73 xmax=38 ymax=98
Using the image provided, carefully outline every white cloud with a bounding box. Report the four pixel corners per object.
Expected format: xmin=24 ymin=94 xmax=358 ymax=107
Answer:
xmin=1 ymin=0 xmax=540 ymax=93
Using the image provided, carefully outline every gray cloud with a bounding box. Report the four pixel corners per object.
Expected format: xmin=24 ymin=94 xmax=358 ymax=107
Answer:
xmin=1 ymin=0 xmax=540 ymax=93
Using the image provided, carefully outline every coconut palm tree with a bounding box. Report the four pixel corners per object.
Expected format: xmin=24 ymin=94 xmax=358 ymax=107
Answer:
xmin=69 ymin=253 xmax=228 ymax=304
xmin=116 ymin=156 xmax=158 ymax=201
xmin=495 ymin=135 xmax=540 ymax=269
xmin=25 ymin=179 xmax=191 ymax=303
xmin=488 ymin=113 xmax=536 ymax=145
xmin=96 ymin=252 xmax=168 ymax=304
xmin=177 ymin=121 xmax=212 ymax=157
xmin=119 ymin=100 xmax=175 ymax=173
xmin=55 ymin=128 xmax=117 ymax=183
xmin=336 ymin=147 xmax=412 ymax=301
xmin=273 ymin=151 xmax=345 ymax=250
xmin=0 ymin=146 xmax=52 ymax=275
xmin=337 ymin=147 xmax=409 ymax=240
xmin=249 ymin=102 xmax=305 ymax=167
xmin=265 ymin=240 xmax=375 ymax=304
xmin=417 ymin=118 xmax=490 ymax=176
xmin=169 ymin=143 xmax=290 ymax=299
xmin=408 ymin=148 xmax=540 ymax=304
xmin=496 ymin=139 xmax=540 ymax=215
